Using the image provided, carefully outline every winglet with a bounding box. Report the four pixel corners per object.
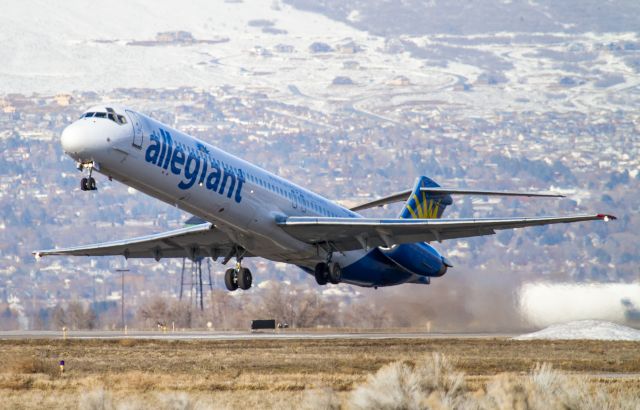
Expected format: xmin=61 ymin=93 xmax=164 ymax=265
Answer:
xmin=596 ymin=214 xmax=617 ymax=221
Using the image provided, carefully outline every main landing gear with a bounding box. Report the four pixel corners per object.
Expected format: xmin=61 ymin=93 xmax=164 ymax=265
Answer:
xmin=78 ymin=162 xmax=97 ymax=191
xmin=314 ymin=262 xmax=341 ymax=286
xmin=224 ymin=262 xmax=253 ymax=291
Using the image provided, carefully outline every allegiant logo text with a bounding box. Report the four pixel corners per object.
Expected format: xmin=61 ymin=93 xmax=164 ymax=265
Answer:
xmin=145 ymin=129 xmax=244 ymax=203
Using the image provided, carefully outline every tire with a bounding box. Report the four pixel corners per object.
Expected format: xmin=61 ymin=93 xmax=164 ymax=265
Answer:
xmin=88 ymin=177 xmax=96 ymax=190
xmin=238 ymin=268 xmax=252 ymax=290
xmin=329 ymin=263 xmax=341 ymax=284
xmin=314 ymin=263 xmax=328 ymax=286
xmin=80 ymin=178 xmax=88 ymax=191
xmin=224 ymin=268 xmax=238 ymax=291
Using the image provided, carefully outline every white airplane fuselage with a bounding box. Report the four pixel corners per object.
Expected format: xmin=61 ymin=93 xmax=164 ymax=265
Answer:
xmin=61 ymin=105 xmax=440 ymax=287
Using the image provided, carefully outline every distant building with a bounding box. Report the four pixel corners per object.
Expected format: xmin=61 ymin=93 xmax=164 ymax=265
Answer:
xmin=388 ymin=75 xmax=411 ymax=86
xmin=331 ymin=76 xmax=354 ymax=86
xmin=336 ymin=41 xmax=363 ymax=54
xmin=156 ymin=31 xmax=195 ymax=43
xmin=54 ymin=94 xmax=73 ymax=106
xmin=309 ymin=42 xmax=333 ymax=53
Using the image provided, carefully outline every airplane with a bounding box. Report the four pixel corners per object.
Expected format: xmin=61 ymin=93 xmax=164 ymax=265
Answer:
xmin=33 ymin=105 xmax=616 ymax=290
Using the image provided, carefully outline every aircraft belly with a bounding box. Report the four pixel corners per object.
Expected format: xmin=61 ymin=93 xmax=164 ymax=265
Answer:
xmin=98 ymin=156 xmax=317 ymax=262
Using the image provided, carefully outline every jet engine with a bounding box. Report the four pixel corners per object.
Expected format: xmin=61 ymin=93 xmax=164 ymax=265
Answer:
xmin=382 ymin=242 xmax=451 ymax=277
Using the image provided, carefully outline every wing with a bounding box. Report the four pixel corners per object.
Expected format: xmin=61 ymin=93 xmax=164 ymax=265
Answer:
xmin=277 ymin=214 xmax=615 ymax=251
xmin=350 ymin=188 xmax=564 ymax=211
xmin=33 ymin=223 xmax=242 ymax=260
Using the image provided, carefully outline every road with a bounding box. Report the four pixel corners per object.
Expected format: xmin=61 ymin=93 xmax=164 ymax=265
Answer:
xmin=0 ymin=329 xmax=514 ymax=340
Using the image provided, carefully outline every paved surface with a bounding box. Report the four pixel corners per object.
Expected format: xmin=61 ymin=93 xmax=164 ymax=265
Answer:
xmin=0 ymin=330 xmax=514 ymax=340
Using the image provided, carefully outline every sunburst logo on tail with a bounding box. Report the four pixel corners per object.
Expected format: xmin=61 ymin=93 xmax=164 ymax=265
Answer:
xmin=405 ymin=191 xmax=442 ymax=219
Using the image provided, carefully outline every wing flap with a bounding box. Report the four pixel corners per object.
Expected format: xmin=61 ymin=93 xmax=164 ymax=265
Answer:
xmin=33 ymin=223 xmax=239 ymax=259
xmin=278 ymin=214 xmax=614 ymax=250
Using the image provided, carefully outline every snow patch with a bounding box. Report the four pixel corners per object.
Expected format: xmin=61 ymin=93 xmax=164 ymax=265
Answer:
xmin=515 ymin=320 xmax=640 ymax=341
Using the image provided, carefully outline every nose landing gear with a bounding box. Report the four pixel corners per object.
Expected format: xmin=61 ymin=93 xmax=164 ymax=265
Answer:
xmin=81 ymin=177 xmax=96 ymax=191
xmin=78 ymin=162 xmax=97 ymax=191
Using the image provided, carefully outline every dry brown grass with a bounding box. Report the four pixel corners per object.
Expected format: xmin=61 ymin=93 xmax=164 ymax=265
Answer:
xmin=6 ymin=354 xmax=60 ymax=377
xmin=0 ymin=338 xmax=638 ymax=409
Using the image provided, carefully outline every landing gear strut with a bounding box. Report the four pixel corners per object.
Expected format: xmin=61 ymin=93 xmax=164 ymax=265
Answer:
xmin=224 ymin=261 xmax=253 ymax=291
xmin=79 ymin=162 xmax=97 ymax=191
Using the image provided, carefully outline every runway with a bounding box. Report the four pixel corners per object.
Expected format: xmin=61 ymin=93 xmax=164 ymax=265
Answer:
xmin=0 ymin=329 xmax=512 ymax=340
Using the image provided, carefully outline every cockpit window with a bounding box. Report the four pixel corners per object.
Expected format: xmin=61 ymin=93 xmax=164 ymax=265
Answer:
xmin=82 ymin=110 xmax=127 ymax=125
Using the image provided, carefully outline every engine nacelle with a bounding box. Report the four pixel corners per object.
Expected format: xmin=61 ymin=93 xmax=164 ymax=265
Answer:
xmin=382 ymin=243 xmax=449 ymax=277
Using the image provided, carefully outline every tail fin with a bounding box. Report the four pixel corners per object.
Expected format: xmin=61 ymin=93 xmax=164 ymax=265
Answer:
xmin=399 ymin=176 xmax=453 ymax=219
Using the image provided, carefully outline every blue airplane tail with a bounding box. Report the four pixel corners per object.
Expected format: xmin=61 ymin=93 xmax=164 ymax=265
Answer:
xmin=399 ymin=176 xmax=453 ymax=219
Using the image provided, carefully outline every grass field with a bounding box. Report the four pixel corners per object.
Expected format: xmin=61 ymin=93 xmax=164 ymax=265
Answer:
xmin=1 ymin=337 xmax=639 ymax=409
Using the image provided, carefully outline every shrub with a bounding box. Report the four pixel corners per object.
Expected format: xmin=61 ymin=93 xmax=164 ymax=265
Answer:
xmin=348 ymin=353 xmax=465 ymax=409
xmin=6 ymin=355 xmax=59 ymax=377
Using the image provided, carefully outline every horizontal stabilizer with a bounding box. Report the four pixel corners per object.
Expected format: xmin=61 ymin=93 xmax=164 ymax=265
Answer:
xmin=350 ymin=187 xmax=564 ymax=212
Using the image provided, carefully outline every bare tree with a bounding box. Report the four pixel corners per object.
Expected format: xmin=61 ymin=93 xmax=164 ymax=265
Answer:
xmin=50 ymin=304 xmax=66 ymax=330
xmin=137 ymin=296 xmax=170 ymax=328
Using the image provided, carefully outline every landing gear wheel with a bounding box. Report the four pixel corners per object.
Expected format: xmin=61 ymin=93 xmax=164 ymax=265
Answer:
xmin=237 ymin=267 xmax=253 ymax=290
xmin=81 ymin=178 xmax=88 ymax=191
xmin=329 ymin=263 xmax=341 ymax=284
xmin=224 ymin=268 xmax=238 ymax=291
xmin=88 ymin=177 xmax=96 ymax=191
xmin=314 ymin=262 xmax=329 ymax=286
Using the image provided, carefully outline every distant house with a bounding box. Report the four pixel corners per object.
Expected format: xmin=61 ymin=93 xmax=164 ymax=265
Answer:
xmin=332 ymin=76 xmax=354 ymax=86
xmin=388 ymin=76 xmax=411 ymax=86
xmin=336 ymin=41 xmax=363 ymax=54
xmin=54 ymin=94 xmax=73 ymax=106
xmin=309 ymin=42 xmax=333 ymax=53
xmin=156 ymin=31 xmax=195 ymax=43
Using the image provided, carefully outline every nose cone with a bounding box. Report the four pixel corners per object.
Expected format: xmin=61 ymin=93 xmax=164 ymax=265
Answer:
xmin=60 ymin=119 xmax=120 ymax=162
xmin=60 ymin=122 xmax=86 ymax=158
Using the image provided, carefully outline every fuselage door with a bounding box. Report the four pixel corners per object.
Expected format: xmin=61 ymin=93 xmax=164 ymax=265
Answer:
xmin=126 ymin=109 xmax=144 ymax=149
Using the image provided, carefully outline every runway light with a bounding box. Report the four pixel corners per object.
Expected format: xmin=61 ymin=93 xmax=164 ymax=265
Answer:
xmin=59 ymin=360 xmax=65 ymax=374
